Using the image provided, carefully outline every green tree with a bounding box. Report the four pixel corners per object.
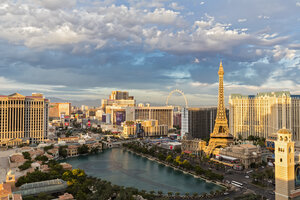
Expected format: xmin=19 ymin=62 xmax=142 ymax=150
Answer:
xmin=165 ymin=155 xmax=173 ymax=163
xmin=37 ymin=192 xmax=53 ymax=200
xmin=62 ymin=169 xmax=87 ymax=185
xmin=167 ymin=191 xmax=173 ymax=196
xmin=192 ymin=192 xmax=198 ymax=198
xmin=158 ymin=153 xmax=166 ymax=161
xmin=43 ymin=144 xmax=54 ymax=152
xmin=76 ymin=189 xmax=88 ymax=200
xmin=59 ymin=146 xmax=68 ymax=158
xmin=23 ymin=196 xmax=35 ymax=200
xmin=18 ymin=160 xmax=32 ymax=171
xmin=22 ymin=152 xmax=31 ymax=160
xmin=182 ymin=159 xmax=192 ymax=169
xmin=35 ymin=155 xmax=48 ymax=162
xmin=78 ymin=144 xmax=89 ymax=154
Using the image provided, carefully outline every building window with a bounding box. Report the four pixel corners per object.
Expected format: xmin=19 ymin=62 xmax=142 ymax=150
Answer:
xmin=280 ymin=158 xmax=282 ymax=162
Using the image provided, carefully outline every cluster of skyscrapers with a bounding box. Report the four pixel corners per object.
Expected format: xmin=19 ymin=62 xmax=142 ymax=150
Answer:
xmin=101 ymin=91 xmax=173 ymax=138
xmin=2 ymin=76 xmax=300 ymax=147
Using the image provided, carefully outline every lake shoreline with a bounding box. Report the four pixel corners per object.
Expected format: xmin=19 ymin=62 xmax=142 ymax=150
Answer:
xmin=122 ymin=147 xmax=227 ymax=190
xmin=62 ymin=148 xmax=225 ymax=195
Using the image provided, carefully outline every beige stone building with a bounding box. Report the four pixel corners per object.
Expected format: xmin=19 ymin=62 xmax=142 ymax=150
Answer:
xmin=134 ymin=106 xmax=174 ymax=129
xmin=219 ymin=143 xmax=262 ymax=169
xmin=229 ymin=91 xmax=300 ymax=141
xmin=101 ymin=91 xmax=135 ymax=113
xmin=122 ymin=120 xmax=168 ymax=138
xmin=181 ymin=137 xmax=206 ymax=156
xmin=49 ymin=102 xmax=71 ymax=119
xmin=0 ymin=93 xmax=49 ymax=146
xmin=122 ymin=121 xmax=136 ymax=138
xmin=67 ymin=145 xmax=78 ymax=157
xmin=138 ymin=120 xmax=168 ymax=137
xmin=58 ymin=137 xmax=79 ymax=143
xmin=105 ymin=105 xmax=173 ymax=129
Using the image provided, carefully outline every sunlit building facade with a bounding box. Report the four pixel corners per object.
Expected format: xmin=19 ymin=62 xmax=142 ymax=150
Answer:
xmin=101 ymin=91 xmax=135 ymax=113
xmin=0 ymin=93 xmax=49 ymax=146
xmin=49 ymin=102 xmax=71 ymax=119
xmin=229 ymin=91 xmax=300 ymax=140
xmin=122 ymin=120 xmax=168 ymax=138
xmin=275 ymin=129 xmax=295 ymax=200
xmin=134 ymin=106 xmax=173 ymax=129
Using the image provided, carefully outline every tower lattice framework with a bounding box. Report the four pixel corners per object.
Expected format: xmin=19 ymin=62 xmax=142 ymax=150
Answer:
xmin=205 ymin=61 xmax=233 ymax=155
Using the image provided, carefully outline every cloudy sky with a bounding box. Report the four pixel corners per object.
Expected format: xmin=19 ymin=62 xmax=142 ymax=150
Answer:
xmin=0 ymin=0 xmax=299 ymax=107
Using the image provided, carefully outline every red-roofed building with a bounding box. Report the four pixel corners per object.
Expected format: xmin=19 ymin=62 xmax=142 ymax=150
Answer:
xmin=58 ymin=193 xmax=74 ymax=200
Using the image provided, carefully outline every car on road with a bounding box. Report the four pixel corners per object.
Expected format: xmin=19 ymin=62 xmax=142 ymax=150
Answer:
xmin=245 ymin=175 xmax=250 ymax=179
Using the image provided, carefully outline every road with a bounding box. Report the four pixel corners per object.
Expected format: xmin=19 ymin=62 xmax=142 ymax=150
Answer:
xmin=222 ymin=169 xmax=275 ymax=200
xmin=190 ymin=158 xmax=275 ymax=200
xmin=0 ymin=155 xmax=10 ymax=182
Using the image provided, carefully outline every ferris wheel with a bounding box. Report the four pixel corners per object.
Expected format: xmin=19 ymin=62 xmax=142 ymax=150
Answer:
xmin=166 ymin=89 xmax=188 ymax=108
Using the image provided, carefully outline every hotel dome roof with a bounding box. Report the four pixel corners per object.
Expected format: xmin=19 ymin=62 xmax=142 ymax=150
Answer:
xmin=277 ymin=128 xmax=291 ymax=134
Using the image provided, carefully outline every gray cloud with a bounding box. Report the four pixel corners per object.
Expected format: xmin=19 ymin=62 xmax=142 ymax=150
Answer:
xmin=0 ymin=0 xmax=299 ymax=106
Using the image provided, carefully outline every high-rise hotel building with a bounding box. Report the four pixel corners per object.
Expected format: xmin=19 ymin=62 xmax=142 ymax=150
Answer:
xmin=229 ymin=91 xmax=300 ymax=140
xmin=101 ymin=91 xmax=135 ymax=113
xmin=0 ymin=93 xmax=49 ymax=146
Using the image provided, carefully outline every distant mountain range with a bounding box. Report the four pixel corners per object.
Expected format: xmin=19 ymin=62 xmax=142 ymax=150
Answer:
xmin=48 ymin=97 xmax=194 ymax=108
xmin=48 ymin=97 xmax=101 ymax=107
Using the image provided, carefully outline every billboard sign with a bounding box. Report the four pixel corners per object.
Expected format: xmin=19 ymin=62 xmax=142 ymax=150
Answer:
xmin=116 ymin=112 xmax=125 ymax=125
xmin=102 ymin=115 xmax=106 ymax=122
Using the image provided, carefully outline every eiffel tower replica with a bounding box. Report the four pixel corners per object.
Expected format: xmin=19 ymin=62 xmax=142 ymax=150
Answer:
xmin=204 ymin=61 xmax=233 ymax=156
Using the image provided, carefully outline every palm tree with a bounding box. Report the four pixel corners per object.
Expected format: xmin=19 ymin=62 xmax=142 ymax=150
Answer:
xmin=200 ymin=192 xmax=206 ymax=198
xmin=149 ymin=190 xmax=155 ymax=195
xmin=175 ymin=192 xmax=180 ymax=197
xmin=158 ymin=191 xmax=163 ymax=197
xmin=185 ymin=192 xmax=190 ymax=198
xmin=192 ymin=192 xmax=198 ymax=198
xmin=168 ymin=191 xmax=173 ymax=197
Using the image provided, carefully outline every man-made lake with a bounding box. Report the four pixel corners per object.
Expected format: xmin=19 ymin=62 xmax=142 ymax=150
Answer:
xmin=63 ymin=148 xmax=222 ymax=194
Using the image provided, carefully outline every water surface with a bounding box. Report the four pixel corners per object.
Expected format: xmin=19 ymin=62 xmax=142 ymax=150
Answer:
xmin=63 ymin=148 xmax=222 ymax=194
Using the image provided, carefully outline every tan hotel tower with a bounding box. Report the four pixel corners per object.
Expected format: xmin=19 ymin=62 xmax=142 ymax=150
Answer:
xmin=0 ymin=93 xmax=49 ymax=146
